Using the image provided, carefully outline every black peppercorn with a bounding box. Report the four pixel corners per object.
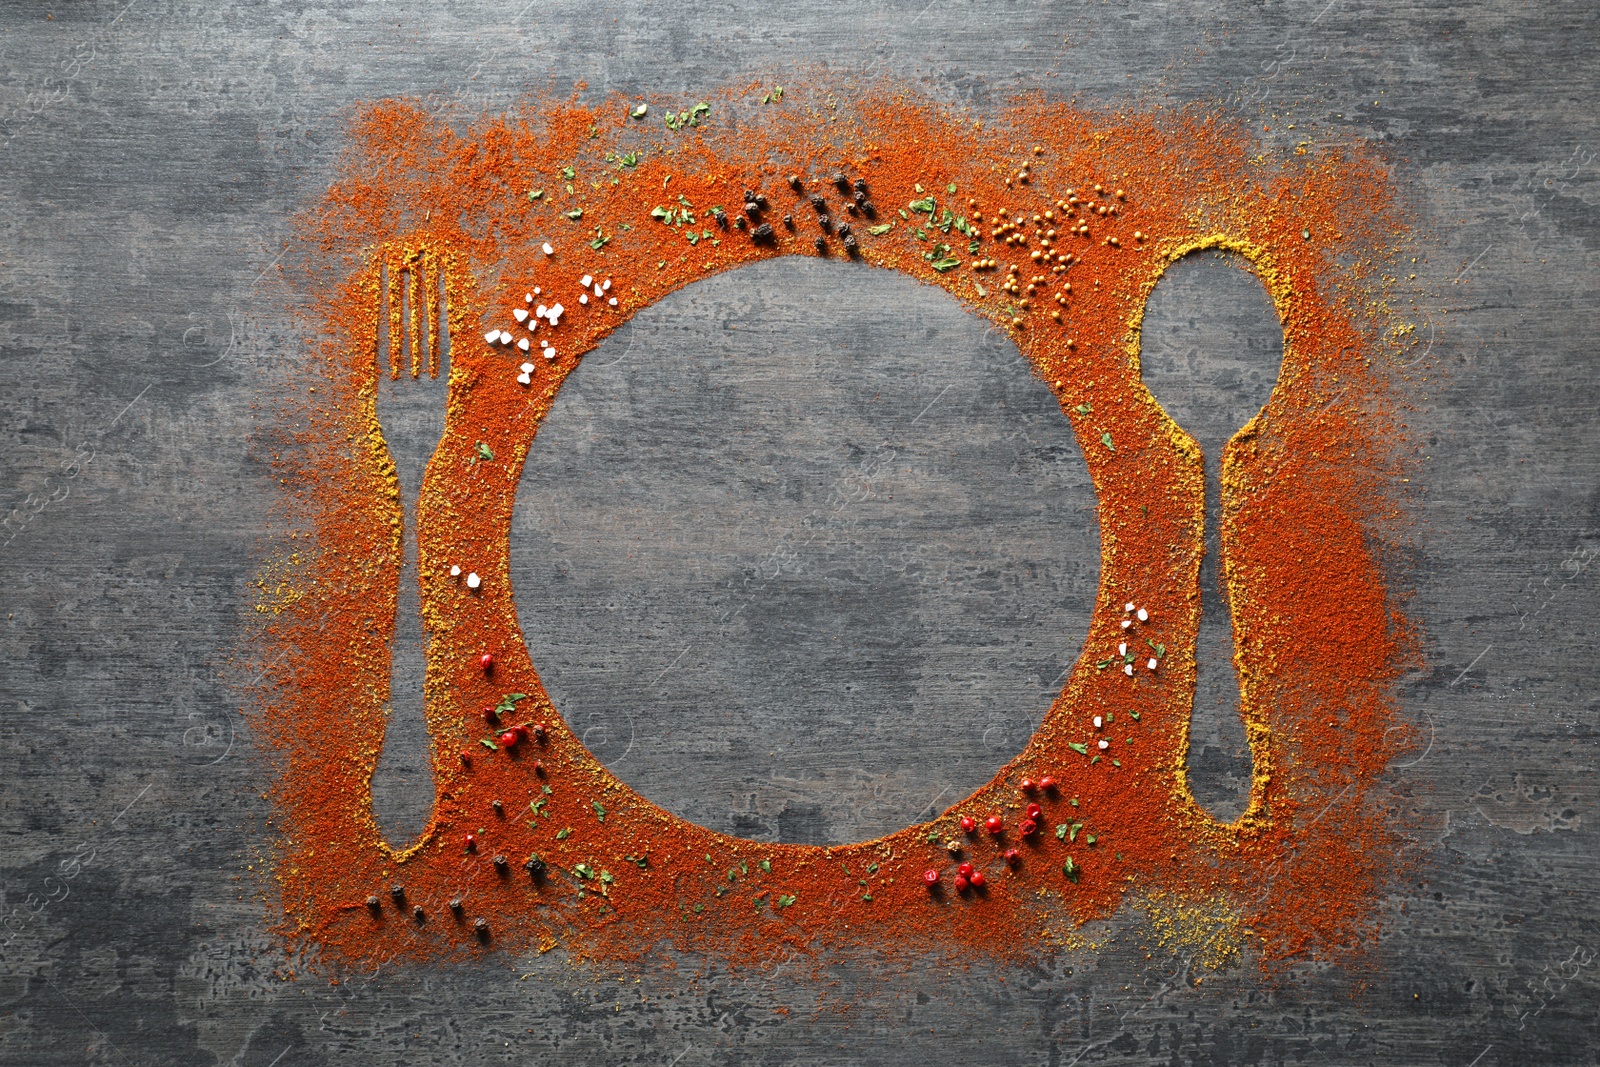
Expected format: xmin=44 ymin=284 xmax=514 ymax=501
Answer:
xmin=860 ymin=201 xmax=877 ymax=217
xmin=853 ymin=177 xmax=869 ymax=194
xmin=491 ymin=799 xmax=503 ymax=815
xmin=493 ymin=854 xmax=509 ymax=873
xmin=817 ymin=214 xmax=831 ymax=232
xmin=832 ymin=173 xmax=849 ymax=190
xmin=808 ymin=193 xmax=827 ymax=212
xmin=473 ymin=917 xmax=489 ymax=940
xmin=366 ymin=895 xmax=381 ymax=911
xmin=751 ymin=222 xmax=775 ymax=243
xmin=854 ymin=190 xmax=867 ymax=206
xmin=813 ymin=236 xmax=828 ymax=253
xmin=782 ymin=214 xmax=794 ymax=228
xmin=389 ymin=884 xmax=405 ymax=905
xmin=524 ymin=854 xmax=547 ymax=878
xmin=836 ymin=222 xmax=851 ymax=237
xmin=412 ymin=904 xmax=425 ymax=923
xmin=788 ymin=174 xmax=802 ymax=190
xmin=448 ymin=897 xmax=463 ymax=913
xmin=754 ymin=194 xmax=769 ymax=209
xmin=743 ymin=202 xmax=760 ymax=219
xmin=843 ymin=235 xmax=860 ymax=255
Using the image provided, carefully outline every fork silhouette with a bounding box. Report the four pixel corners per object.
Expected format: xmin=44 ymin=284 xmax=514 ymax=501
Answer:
xmin=370 ymin=251 xmax=451 ymax=847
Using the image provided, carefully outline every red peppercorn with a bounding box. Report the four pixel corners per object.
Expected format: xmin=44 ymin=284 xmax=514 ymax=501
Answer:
xmin=954 ymin=875 xmax=969 ymax=892
xmin=959 ymin=816 xmax=977 ymax=834
xmin=923 ymin=869 xmax=940 ymax=887
xmin=459 ymin=748 xmax=473 ymax=764
xmin=1026 ymin=803 xmax=1043 ymax=821
xmin=498 ymin=729 xmax=518 ymax=749
xmin=479 ymin=652 xmax=494 ymax=672
xmin=958 ymin=862 xmax=975 ymax=879
xmin=985 ymin=815 xmax=1003 ymax=834
xmin=1020 ymin=819 xmax=1038 ymax=836
xmin=969 ymin=870 xmax=986 ymax=889
xmin=533 ymin=760 xmax=545 ymax=776
xmin=1020 ymin=778 xmax=1036 ymax=792
xmin=464 ymin=833 xmax=476 ymax=851
xmin=483 ymin=706 xmax=499 ymax=724
xmin=514 ymin=724 xmax=530 ymax=742
xmin=531 ymin=723 xmax=548 ymax=742
xmin=1039 ymin=775 xmax=1056 ymax=791
xmin=1004 ymin=848 xmax=1021 ymax=865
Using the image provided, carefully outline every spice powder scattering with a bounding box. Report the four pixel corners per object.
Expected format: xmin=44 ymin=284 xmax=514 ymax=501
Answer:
xmin=249 ymin=84 xmax=1420 ymax=974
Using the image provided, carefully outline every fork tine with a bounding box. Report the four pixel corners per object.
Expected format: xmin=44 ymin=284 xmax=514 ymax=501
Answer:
xmin=399 ymin=264 xmax=414 ymax=378
xmin=414 ymin=255 xmax=430 ymax=378
xmin=435 ymin=252 xmax=451 ymax=380
xmin=389 ymin=256 xmax=403 ymax=377
xmin=377 ymin=261 xmax=393 ymax=378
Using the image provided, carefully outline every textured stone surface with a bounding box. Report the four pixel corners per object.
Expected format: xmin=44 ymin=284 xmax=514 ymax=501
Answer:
xmin=2 ymin=2 xmax=1598 ymax=1064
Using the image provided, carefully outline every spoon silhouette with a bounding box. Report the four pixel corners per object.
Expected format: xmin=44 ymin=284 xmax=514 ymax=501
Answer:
xmin=1137 ymin=251 xmax=1283 ymax=823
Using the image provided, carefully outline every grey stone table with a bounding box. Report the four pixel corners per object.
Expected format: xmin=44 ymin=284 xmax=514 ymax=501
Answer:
xmin=1 ymin=2 xmax=1596 ymax=1064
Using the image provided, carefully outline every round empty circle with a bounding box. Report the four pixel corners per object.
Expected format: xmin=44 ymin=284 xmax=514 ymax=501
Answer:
xmin=510 ymin=259 xmax=1099 ymax=844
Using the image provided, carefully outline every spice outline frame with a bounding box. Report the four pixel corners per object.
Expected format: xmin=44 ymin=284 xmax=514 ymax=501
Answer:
xmin=254 ymin=89 xmax=1417 ymax=972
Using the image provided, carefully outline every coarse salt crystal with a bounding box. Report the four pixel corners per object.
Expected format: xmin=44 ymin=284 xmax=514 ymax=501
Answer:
xmin=1136 ymin=608 xmax=1149 ymax=622
xmin=483 ymin=330 xmax=499 ymax=344
xmin=1124 ymin=602 xmax=1135 ymax=612
xmin=544 ymin=348 xmax=557 ymax=360
xmin=601 ymin=278 xmax=611 ymax=291
xmin=580 ymin=274 xmax=593 ymax=288
xmin=1118 ymin=642 xmax=1127 ymax=656
xmin=1124 ymin=664 xmax=1134 ymax=677
xmin=539 ymin=339 xmax=549 ymax=348
xmin=518 ymin=338 xmax=530 ymax=351
xmin=466 ymin=572 xmax=481 ymax=589
xmin=1120 ymin=619 xmax=1131 ymax=629
xmin=520 ymin=362 xmax=535 ymax=373
xmin=1147 ymin=658 xmax=1158 ymax=670
xmin=516 ymin=373 xmax=531 ymax=385
xmin=1092 ymin=715 xmax=1102 ymax=728
xmin=608 ymin=296 xmax=618 ymax=306
xmin=514 ymin=308 xmax=528 ymax=322
xmin=579 ymin=294 xmax=588 ymax=305
xmin=542 ymin=242 xmax=554 ymax=255
xmin=536 ymin=304 xmax=547 ymax=319
xmin=533 ymin=286 xmax=541 ymax=296
xmin=1097 ymin=739 xmax=1109 ymax=750
xmin=449 ymin=565 xmax=461 ymax=577
xmin=593 ymin=283 xmax=603 ymax=297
